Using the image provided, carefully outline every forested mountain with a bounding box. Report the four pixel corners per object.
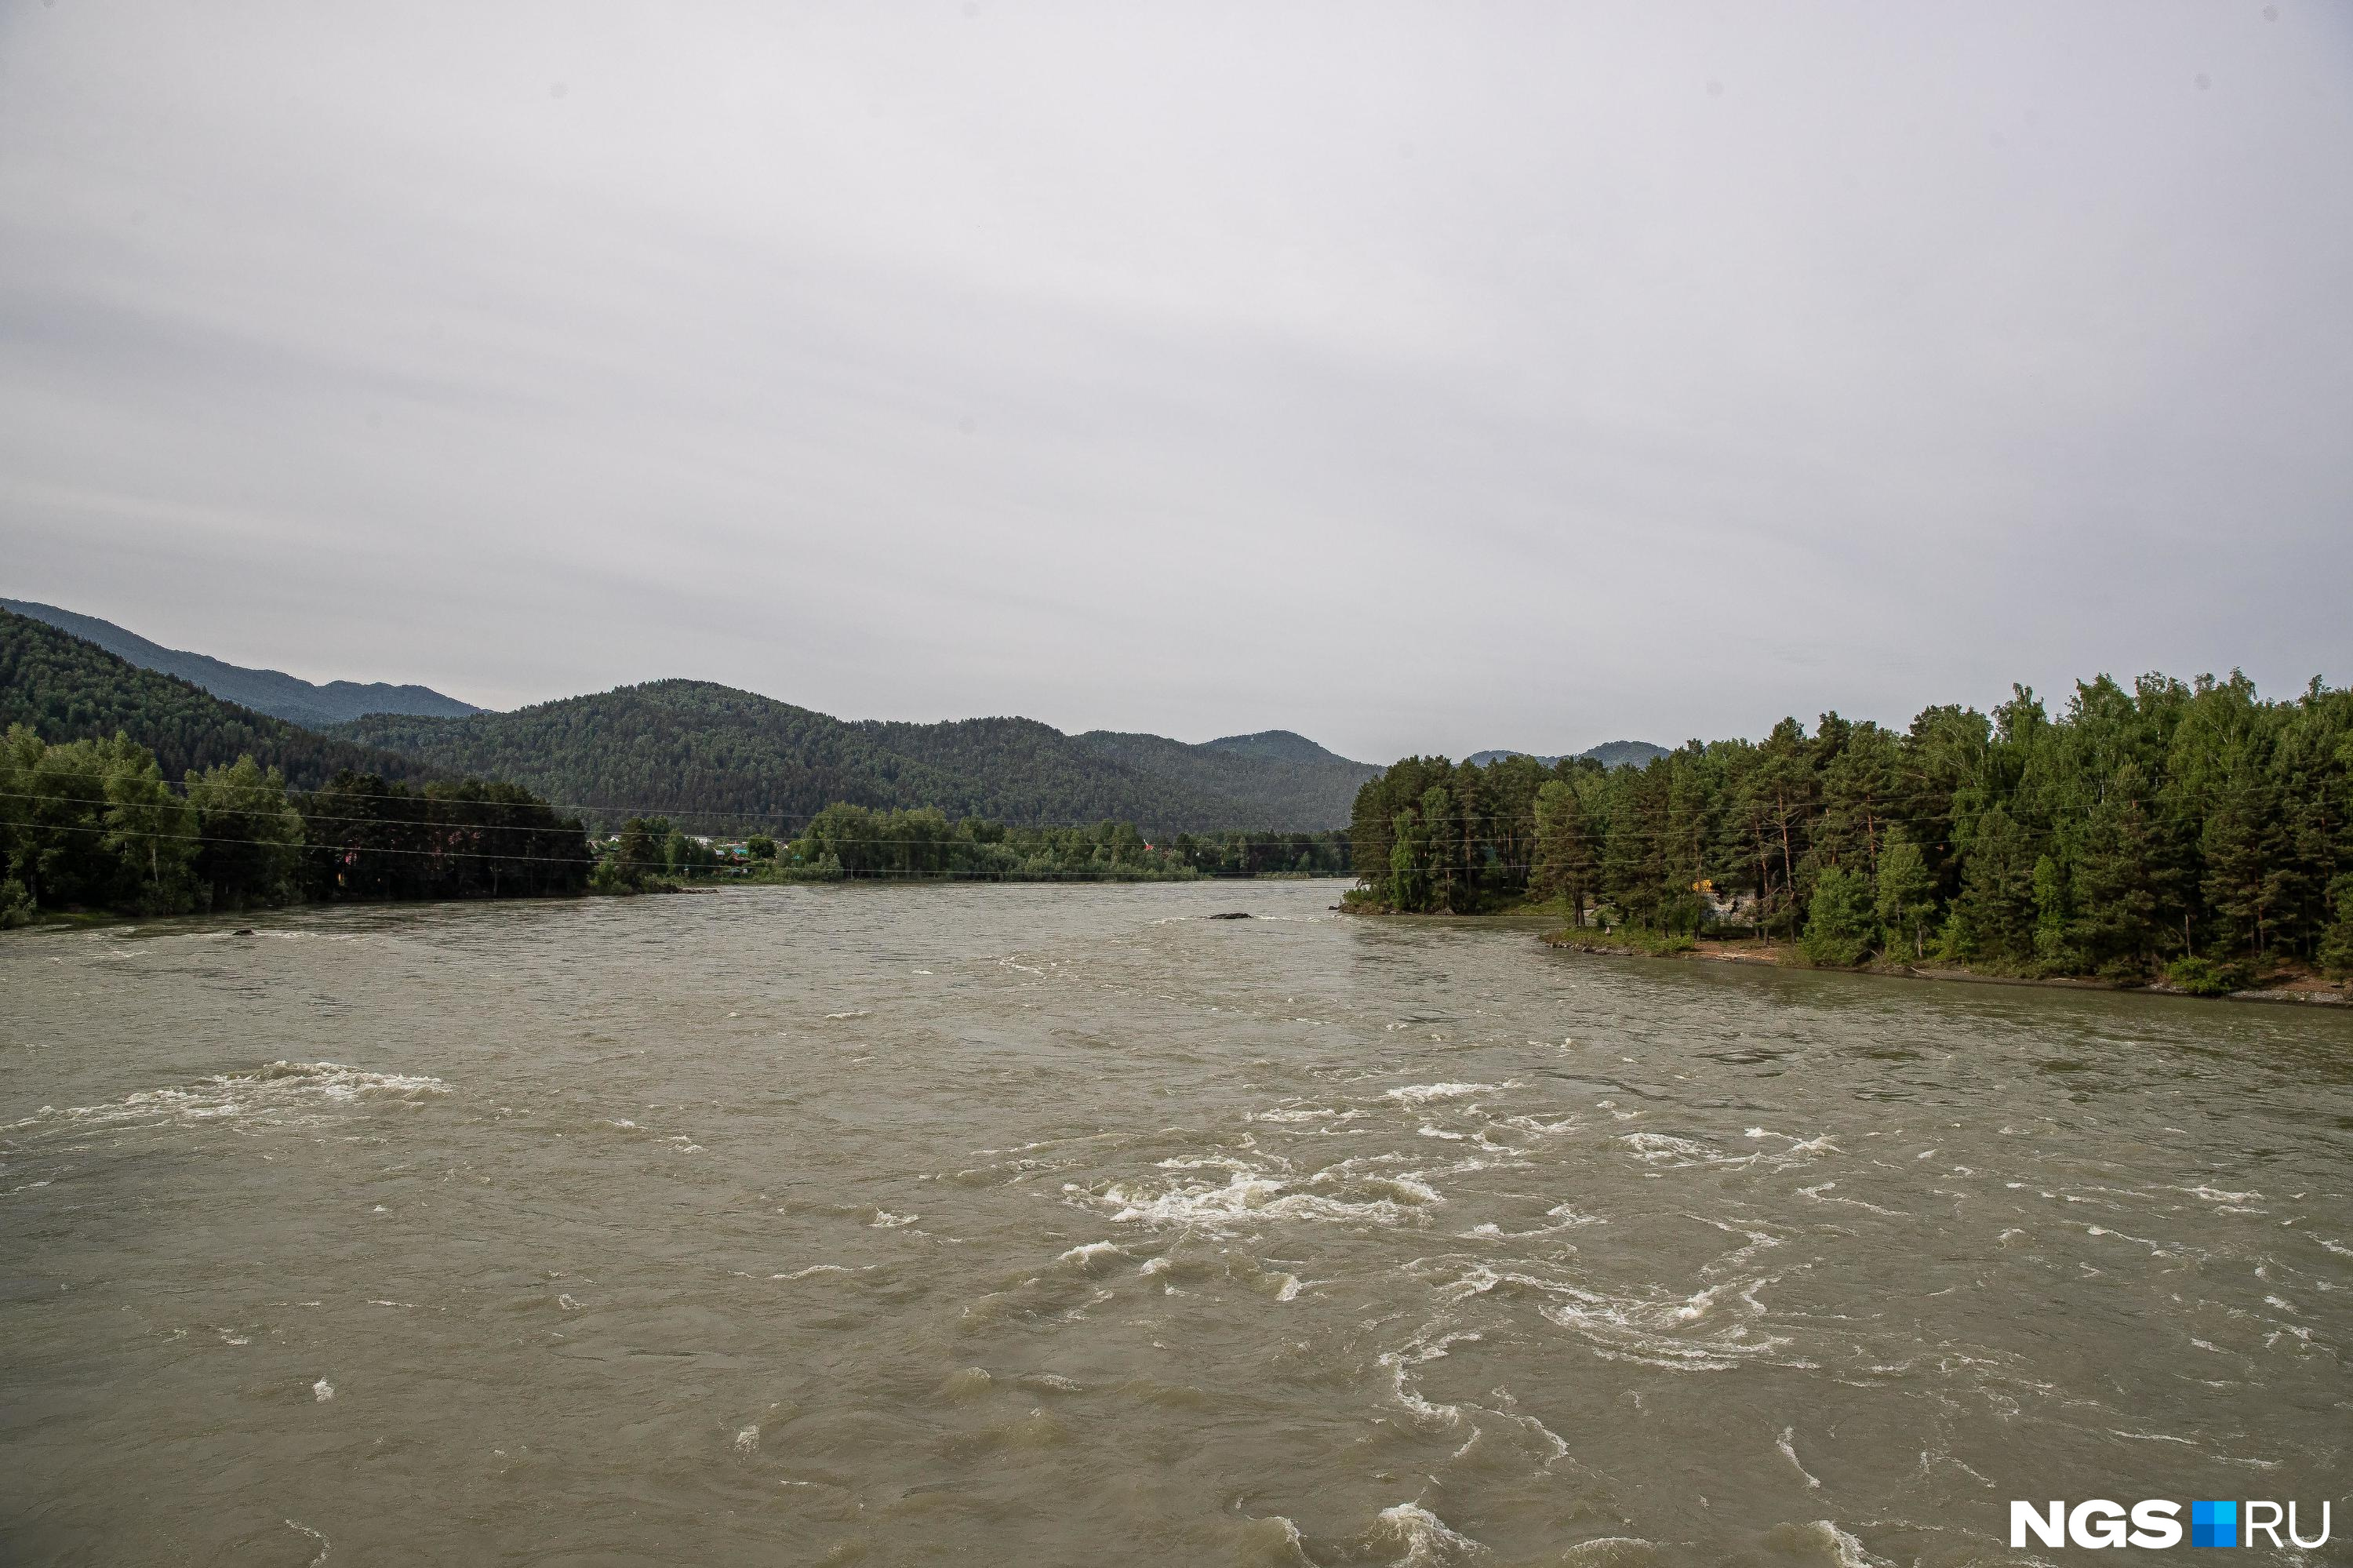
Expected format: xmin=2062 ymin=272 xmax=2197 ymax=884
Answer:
xmin=1 ymin=609 xmax=426 ymax=786
xmin=1354 ymin=672 xmax=2353 ymax=984
xmin=339 ymin=681 xmax=1371 ymax=833
xmin=1069 ymin=728 xmax=1377 ymax=828
xmin=1 ymin=598 xmax=482 ymax=727
xmin=1465 ymin=740 xmax=1668 ymax=769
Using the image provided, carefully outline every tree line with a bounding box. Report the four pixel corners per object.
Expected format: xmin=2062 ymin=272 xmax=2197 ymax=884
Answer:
xmin=591 ymin=803 xmax=1348 ymax=889
xmin=1 ymin=726 xmax=592 ymax=926
xmin=2 ymin=607 xmax=420 ymax=787
xmin=1348 ymin=672 xmax=2353 ymax=986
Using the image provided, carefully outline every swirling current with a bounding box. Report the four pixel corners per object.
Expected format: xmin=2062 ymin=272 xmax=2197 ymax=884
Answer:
xmin=2 ymin=881 xmax=2348 ymax=1565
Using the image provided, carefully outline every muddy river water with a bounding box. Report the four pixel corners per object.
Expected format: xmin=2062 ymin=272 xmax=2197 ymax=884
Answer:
xmin=3 ymin=881 xmax=2348 ymax=1564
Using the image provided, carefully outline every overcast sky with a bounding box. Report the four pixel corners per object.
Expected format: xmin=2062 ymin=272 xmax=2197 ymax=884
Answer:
xmin=2 ymin=3 xmax=2347 ymax=762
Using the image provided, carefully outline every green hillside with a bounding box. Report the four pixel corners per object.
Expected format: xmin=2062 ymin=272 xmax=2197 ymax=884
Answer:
xmin=0 ymin=609 xmax=424 ymax=786
xmin=2 ymin=598 xmax=482 ymax=727
xmin=1073 ymin=728 xmax=1378 ymax=828
xmin=339 ymin=681 xmax=1367 ymax=832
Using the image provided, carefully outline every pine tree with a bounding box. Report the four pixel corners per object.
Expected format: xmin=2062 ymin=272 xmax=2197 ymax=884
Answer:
xmin=2201 ymin=774 xmax=2283 ymax=958
xmin=1872 ymin=828 xmax=1937 ymax=959
xmin=1530 ymin=778 xmax=1597 ymax=924
xmin=1951 ymin=806 xmax=2039 ymax=967
xmin=1798 ymin=865 xmax=1875 ymax=966
xmin=2068 ymin=763 xmax=2162 ymax=975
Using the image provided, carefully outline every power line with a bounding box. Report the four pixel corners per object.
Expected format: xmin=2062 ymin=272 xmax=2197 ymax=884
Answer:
xmin=0 ymin=816 xmax=1331 ymax=879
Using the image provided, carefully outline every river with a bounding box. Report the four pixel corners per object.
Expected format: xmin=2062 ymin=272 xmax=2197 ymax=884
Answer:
xmin=3 ymin=882 xmax=2348 ymax=1565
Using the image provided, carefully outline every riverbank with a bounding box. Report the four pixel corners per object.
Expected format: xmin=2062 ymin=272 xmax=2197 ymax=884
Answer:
xmin=1535 ymin=925 xmax=2351 ymax=1005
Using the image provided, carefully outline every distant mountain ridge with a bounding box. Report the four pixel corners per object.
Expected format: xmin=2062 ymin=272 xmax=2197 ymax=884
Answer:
xmin=5 ymin=600 xmax=1384 ymax=831
xmin=1466 ymin=740 xmax=1668 ymax=769
xmin=1 ymin=599 xmax=482 ymax=729
xmin=339 ymin=682 xmax=1380 ymax=833
xmin=1072 ymin=728 xmax=1377 ymax=829
xmin=0 ymin=608 xmax=427 ymax=786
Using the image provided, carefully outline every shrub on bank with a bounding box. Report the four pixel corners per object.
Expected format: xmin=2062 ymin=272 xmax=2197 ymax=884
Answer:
xmin=2164 ymin=956 xmax=2252 ymax=997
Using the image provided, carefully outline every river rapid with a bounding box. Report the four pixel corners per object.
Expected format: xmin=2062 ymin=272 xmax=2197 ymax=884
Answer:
xmin=2 ymin=881 xmax=2348 ymax=1566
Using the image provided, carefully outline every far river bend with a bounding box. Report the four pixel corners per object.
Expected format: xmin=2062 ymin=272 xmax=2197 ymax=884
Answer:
xmin=3 ymin=880 xmax=2348 ymax=1565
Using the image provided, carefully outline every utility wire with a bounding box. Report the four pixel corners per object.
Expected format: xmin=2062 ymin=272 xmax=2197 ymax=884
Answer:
xmin=0 ymin=817 xmax=1328 ymax=877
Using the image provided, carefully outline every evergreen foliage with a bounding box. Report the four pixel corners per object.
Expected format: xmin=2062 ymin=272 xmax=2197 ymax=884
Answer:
xmin=1 ymin=598 xmax=481 ymax=726
xmin=729 ymin=806 xmax=1345 ymax=883
xmin=0 ymin=726 xmax=591 ymax=922
xmin=340 ymin=681 xmax=1369 ymax=834
xmin=1350 ymin=672 xmax=2353 ymax=982
xmin=1 ymin=608 xmax=419 ymax=786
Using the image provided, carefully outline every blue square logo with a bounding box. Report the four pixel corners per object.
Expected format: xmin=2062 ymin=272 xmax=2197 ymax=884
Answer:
xmin=2191 ymin=1500 xmax=2238 ymax=1548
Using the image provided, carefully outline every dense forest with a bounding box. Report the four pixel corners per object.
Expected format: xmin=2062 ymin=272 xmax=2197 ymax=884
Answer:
xmin=340 ymin=680 xmax=1373 ymax=834
xmin=2 ymin=598 xmax=481 ymax=727
xmin=593 ymin=802 xmax=1347 ymax=889
xmin=1037 ymin=728 xmax=1373 ymax=828
xmin=2 ymin=609 xmax=423 ymax=786
xmin=1350 ymin=673 xmax=2353 ymax=988
xmin=0 ymin=726 xmax=591 ymax=926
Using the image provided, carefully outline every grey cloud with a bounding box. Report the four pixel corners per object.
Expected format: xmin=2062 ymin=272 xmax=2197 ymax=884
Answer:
xmin=1 ymin=2 xmax=2347 ymax=761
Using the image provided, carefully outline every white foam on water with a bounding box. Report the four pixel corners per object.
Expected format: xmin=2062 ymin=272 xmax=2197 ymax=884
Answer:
xmin=1620 ymin=1133 xmax=1721 ymax=1165
xmin=1463 ymin=1202 xmax=1605 ymax=1241
xmin=1777 ymin=1426 xmax=1821 ymax=1488
xmin=1376 ymin=1328 xmax=1482 ymax=1432
xmin=1057 ymin=1240 xmax=1126 ymax=1267
xmin=734 ymin=1424 xmax=759 ymax=1453
xmin=283 ymin=1519 xmax=329 ymax=1567
xmin=1443 ymin=1263 xmax=1795 ymax=1372
xmin=2081 ymin=1224 xmax=2180 ymax=1256
xmin=312 ymin=1377 xmax=335 ymax=1402
xmin=824 ymin=1010 xmax=872 ymax=1019
xmin=869 ymin=1210 xmax=918 ymax=1228
xmin=2178 ymin=1184 xmax=2263 ymax=1203
xmin=1251 ymin=1106 xmax=1362 ymax=1125
xmin=1796 ymin=1183 xmax=1907 ymax=1217
xmin=1238 ymin=1514 xmax=1313 ymax=1566
xmin=1387 ymin=1082 xmax=1518 ymax=1106
xmin=5 ymin=1061 xmax=449 ymax=1134
xmin=780 ymin=1264 xmax=849 ymax=1279
xmin=1073 ymin=1151 xmax=1444 ymax=1235
xmin=1557 ymin=1539 xmax=1662 ymax=1565
xmin=1374 ymin=1502 xmax=1486 ymax=1566
xmin=1804 ymin=1520 xmax=1891 ymax=1568
xmin=1686 ymin=1214 xmax=1783 ymax=1269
